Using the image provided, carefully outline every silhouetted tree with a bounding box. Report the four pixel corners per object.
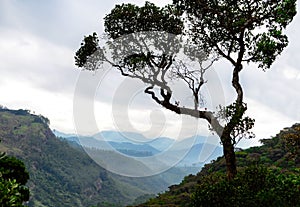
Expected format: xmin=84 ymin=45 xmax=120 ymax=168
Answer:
xmin=75 ymin=0 xmax=296 ymax=179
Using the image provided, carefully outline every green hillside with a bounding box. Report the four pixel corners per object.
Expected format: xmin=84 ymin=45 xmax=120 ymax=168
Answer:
xmin=0 ymin=108 xmax=168 ymax=206
xmin=134 ymin=123 xmax=300 ymax=207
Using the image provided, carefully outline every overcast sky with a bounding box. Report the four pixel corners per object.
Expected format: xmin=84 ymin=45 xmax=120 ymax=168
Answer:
xmin=0 ymin=0 xmax=299 ymax=148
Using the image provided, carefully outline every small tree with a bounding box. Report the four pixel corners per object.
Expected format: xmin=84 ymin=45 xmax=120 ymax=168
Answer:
xmin=75 ymin=0 xmax=296 ymax=179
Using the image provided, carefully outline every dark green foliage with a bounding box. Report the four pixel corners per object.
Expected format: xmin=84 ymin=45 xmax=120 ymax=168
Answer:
xmin=104 ymin=2 xmax=183 ymax=39
xmin=0 ymin=178 xmax=27 ymax=207
xmin=0 ymin=156 xmax=29 ymax=186
xmin=201 ymin=124 xmax=300 ymax=174
xmin=0 ymin=149 xmax=30 ymax=206
xmin=216 ymin=102 xmax=255 ymax=144
xmin=131 ymin=194 xmax=156 ymax=206
xmin=281 ymin=124 xmax=300 ymax=158
xmin=75 ymin=32 xmax=99 ymax=68
xmin=191 ymin=166 xmax=300 ymax=207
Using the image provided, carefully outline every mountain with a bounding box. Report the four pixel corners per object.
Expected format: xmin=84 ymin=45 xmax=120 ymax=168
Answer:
xmin=93 ymin=131 xmax=150 ymax=143
xmin=147 ymin=137 xmax=175 ymax=151
xmin=52 ymin=129 xmax=77 ymax=138
xmin=156 ymin=136 xmax=222 ymax=167
xmin=57 ymin=131 xmax=175 ymax=151
xmin=133 ymin=123 xmax=300 ymax=207
xmin=109 ymin=142 xmax=160 ymax=156
xmin=176 ymin=143 xmax=223 ymax=167
xmin=0 ymin=108 xmax=171 ymax=207
xmin=60 ymin=136 xmax=160 ymax=157
xmin=56 ymin=131 xmax=222 ymax=167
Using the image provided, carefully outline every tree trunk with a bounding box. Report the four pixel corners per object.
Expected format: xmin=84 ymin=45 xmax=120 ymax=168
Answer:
xmin=221 ymin=133 xmax=237 ymax=180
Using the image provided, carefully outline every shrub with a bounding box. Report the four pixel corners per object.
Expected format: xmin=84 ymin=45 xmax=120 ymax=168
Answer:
xmin=191 ymin=166 xmax=300 ymax=207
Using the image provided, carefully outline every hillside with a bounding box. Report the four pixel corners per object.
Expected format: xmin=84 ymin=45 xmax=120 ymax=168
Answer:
xmin=0 ymin=108 xmax=169 ymax=206
xmin=134 ymin=123 xmax=300 ymax=207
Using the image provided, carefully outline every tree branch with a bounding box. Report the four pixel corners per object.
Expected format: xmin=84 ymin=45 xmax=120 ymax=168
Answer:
xmin=144 ymin=85 xmax=224 ymax=137
xmin=215 ymin=43 xmax=236 ymax=66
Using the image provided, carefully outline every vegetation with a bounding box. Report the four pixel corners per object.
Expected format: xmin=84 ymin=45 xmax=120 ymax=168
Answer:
xmin=0 ymin=142 xmax=30 ymax=207
xmin=191 ymin=167 xmax=300 ymax=207
xmin=133 ymin=124 xmax=300 ymax=206
xmin=75 ymin=0 xmax=297 ymax=179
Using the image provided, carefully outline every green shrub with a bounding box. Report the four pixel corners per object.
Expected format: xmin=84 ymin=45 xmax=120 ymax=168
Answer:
xmin=191 ymin=166 xmax=300 ymax=207
xmin=0 ymin=154 xmax=30 ymax=207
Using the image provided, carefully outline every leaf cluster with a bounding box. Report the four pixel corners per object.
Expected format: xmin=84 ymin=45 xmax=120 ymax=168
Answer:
xmin=75 ymin=32 xmax=99 ymax=68
xmin=0 ymin=152 xmax=30 ymax=207
xmin=215 ymin=102 xmax=255 ymax=144
xmin=104 ymin=2 xmax=183 ymax=39
xmin=281 ymin=124 xmax=300 ymax=156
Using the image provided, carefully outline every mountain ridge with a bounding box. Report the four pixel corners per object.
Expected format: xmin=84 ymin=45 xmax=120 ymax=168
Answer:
xmin=0 ymin=108 xmax=171 ymax=206
xmin=54 ymin=130 xmax=223 ymax=167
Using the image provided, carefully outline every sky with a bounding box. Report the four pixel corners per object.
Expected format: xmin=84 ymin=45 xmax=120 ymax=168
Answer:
xmin=0 ymin=0 xmax=299 ymax=148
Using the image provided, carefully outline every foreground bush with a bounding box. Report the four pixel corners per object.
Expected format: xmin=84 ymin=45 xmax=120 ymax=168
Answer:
xmin=191 ymin=166 xmax=300 ymax=207
xmin=0 ymin=154 xmax=30 ymax=207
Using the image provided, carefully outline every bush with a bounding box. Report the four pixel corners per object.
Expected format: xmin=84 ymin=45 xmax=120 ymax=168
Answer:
xmin=0 ymin=153 xmax=30 ymax=207
xmin=191 ymin=166 xmax=300 ymax=207
xmin=0 ymin=178 xmax=28 ymax=207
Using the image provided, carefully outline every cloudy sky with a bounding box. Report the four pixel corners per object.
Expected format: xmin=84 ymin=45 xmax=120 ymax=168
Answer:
xmin=0 ymin=0 xmax=299 ymax=148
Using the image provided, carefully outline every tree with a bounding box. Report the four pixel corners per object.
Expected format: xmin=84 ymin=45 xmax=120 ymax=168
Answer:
xmin=0 ymin=149 xmax=30 ymax=206
xmin=172 ymin=0 xmax=296 ymax=179
xmin=75 ymin=0 xmax=296 ymax=179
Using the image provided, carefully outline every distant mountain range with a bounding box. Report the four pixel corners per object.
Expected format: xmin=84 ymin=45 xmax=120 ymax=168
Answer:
xmin=53 ymin=130 xmax=223 ymax=167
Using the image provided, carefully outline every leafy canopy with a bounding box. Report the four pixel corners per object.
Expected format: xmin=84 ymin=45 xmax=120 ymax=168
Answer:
xmin=173 ymin=0 xmax=297 ymax=70
xmin=104 ymin=2 xmax=183 ymax=39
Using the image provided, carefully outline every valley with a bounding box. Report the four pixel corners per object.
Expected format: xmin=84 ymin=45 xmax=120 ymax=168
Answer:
xmin=0 ymin=108 xmax=222 ymax=206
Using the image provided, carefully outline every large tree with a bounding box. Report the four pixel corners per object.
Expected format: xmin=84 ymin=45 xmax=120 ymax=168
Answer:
xmin=75 ymin=0 xmax=296 ymax=179
xmin=172 ymin=0 xmax=297 ymax=179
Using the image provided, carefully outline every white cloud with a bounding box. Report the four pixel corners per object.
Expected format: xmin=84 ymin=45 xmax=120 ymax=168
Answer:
xmin=237 ymin=98 xmax=296 ymax=148
xmin=0 ymin=79 xmax=74 ymax=133
xmin=283 ymin=66 xmax=300 ymax=80
xmin=0 ymin=28 xmax=79 ymax=92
